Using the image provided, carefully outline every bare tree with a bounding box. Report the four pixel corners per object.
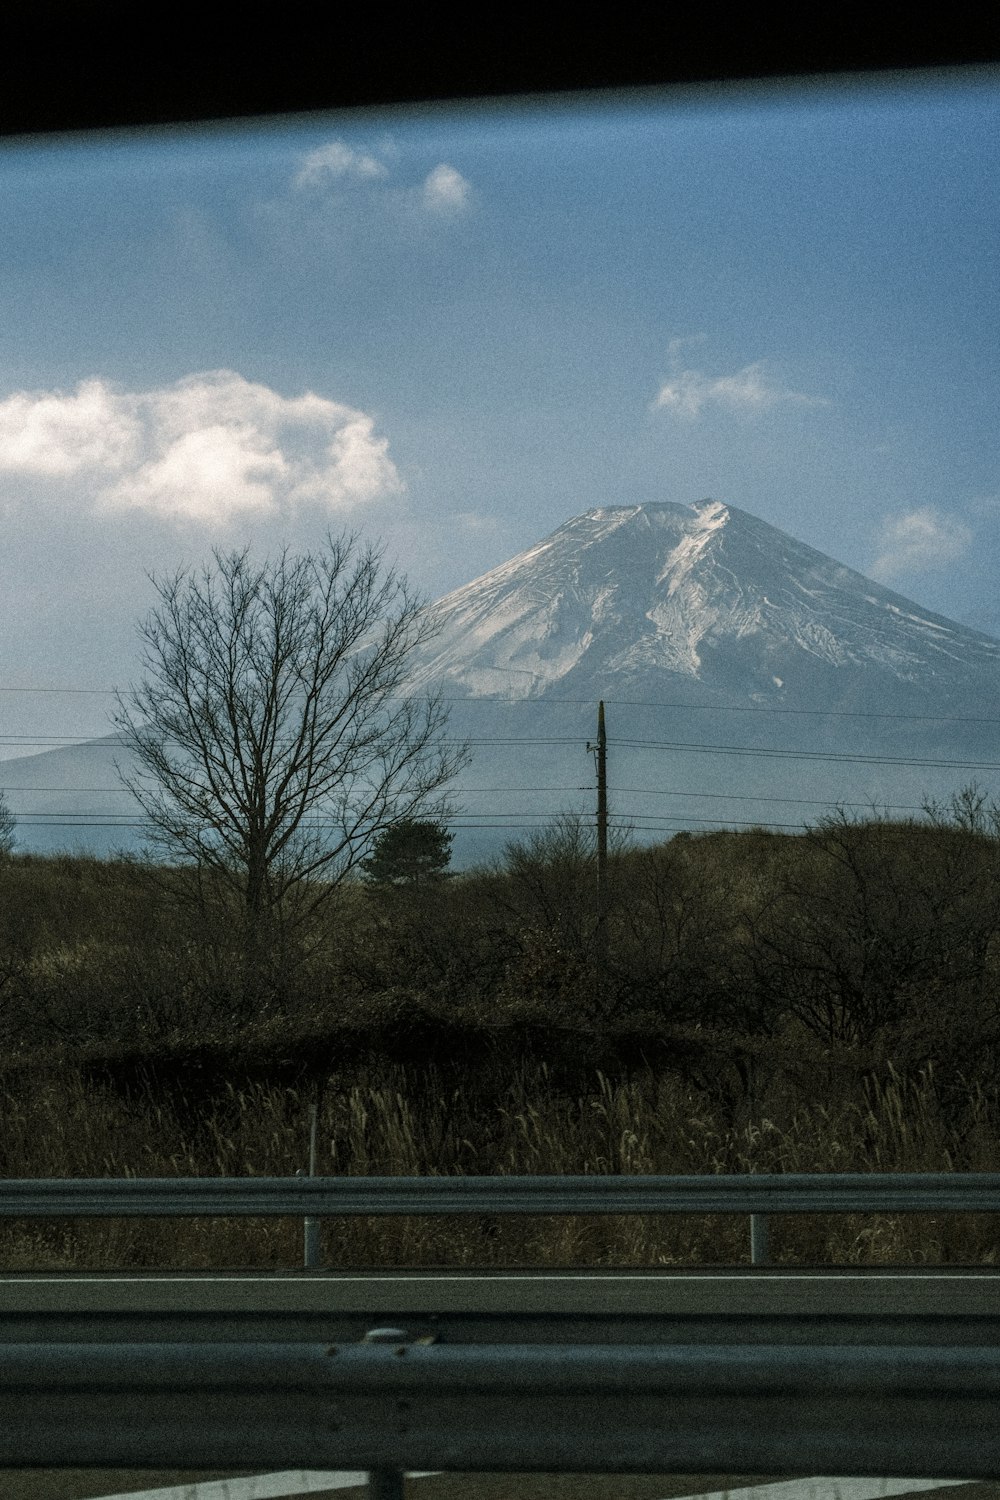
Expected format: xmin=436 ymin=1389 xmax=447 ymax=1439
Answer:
xmin=0 ymin=791 xmax=15 ymax=856
xmin=114 ymin=534 xmax=465 ymax=997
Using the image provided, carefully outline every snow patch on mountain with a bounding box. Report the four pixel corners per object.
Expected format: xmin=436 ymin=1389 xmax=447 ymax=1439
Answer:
xmin=409 ymin=499 xmax=1000 ymax=707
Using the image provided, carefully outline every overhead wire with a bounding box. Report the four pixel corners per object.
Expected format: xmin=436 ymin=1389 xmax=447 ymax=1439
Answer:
xmin=0 ymin=684 xmax=995 ymax=841
xmin=440 ymin=735 xmax=1000 ymax=771
xmin=2 ymin=679 xmax=1000 ymax=725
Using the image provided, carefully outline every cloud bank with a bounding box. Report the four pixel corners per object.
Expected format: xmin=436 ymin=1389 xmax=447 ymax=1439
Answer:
xmin=0 ymin=371 xmax=403 ymax=525
xmin=869 ymin=507 xmax=973 ymax=581
xmin=654 ymin=357 xmax=827 ymax=420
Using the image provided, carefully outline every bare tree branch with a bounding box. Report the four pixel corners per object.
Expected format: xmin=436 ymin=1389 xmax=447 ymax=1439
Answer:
xmin=0 ymin=791 xmax=15 ymax=857
xmin=114 ymin=533 xmax=467 ymax=999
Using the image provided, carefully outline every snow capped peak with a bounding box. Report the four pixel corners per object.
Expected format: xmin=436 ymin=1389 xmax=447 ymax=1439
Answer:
xmin=658 ymin=499 xmax=728 ymax=594
xmin=409 ymin=500 xmax=1000 ymax=712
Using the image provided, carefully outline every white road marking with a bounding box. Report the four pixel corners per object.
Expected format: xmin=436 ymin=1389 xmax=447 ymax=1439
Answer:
xmin=80 ymin=1478 xmax=979 ymax=1500
xmin=83 ymin=1471 xmax=438 ymax=1500
xmin=668 ymin=1482 xmax=970 ymax=1500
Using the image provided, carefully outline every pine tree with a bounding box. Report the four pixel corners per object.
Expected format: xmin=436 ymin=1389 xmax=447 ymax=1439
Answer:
xmin=361 ymin=818 xmax=453 ymax=887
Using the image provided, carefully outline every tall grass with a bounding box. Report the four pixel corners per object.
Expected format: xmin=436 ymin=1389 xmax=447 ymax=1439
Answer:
xmin=0 ymin=1061 xmax=996 ymax=1269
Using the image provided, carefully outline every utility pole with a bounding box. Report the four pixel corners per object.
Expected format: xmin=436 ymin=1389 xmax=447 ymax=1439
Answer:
xmin=591 ymin=699 xmax=608 ymax=962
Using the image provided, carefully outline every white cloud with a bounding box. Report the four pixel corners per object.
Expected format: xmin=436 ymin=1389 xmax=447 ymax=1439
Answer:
xmin=0 ymin=371 xmax=403 ymax=525
xmin=653 ymin=358 xmax=827 ymax=420
xmin=869 ymin=507 xmax=973 ymax=581
xmin=289 ymin=142 xmax=473 ymax=218
xmin=422 ymin=163 xmax=471 ymax=213
xmin=293 ymin=140 xmax=389 ymax=189
xmin=0 ymin=377 xmax=141 ymax=475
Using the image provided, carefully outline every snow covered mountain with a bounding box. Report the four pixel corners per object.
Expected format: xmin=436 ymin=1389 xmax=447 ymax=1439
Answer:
xmin=410 ymin=500 xmax=1000 ymax=718
xmin=406 ymin=500 xmax=1000 ymax=859
xmin=5 ymin=500 xmax=1000 ymax=862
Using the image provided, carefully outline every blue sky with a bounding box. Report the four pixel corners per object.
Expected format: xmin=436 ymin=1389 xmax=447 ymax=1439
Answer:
xmin=0 ymin=70 xmax=997 ymax=748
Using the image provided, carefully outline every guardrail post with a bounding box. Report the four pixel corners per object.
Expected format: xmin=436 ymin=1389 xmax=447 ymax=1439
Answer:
xmin=367 ymin=1471 xmax=405 ymax=1500
xmin=295 ymin=1167 xmax=321 ymax=1269
xmin=363 ymin=1327 xmax=410 ymax=1499
xmin=303 ymin=1210 xmax=321 ymax=1268
xmin=750 ymin=1212 xmax=770 ymax=1265
xmin=300 ymin=1098 xmax=322 ymax=1269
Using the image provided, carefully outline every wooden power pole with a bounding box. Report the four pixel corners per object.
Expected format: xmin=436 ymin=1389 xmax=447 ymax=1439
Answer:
xmin=593 ymin=699 xmax=608 ymax=960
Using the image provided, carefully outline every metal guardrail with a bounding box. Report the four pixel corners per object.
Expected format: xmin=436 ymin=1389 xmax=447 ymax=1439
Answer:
xmin=1 ymin=1337 xmax=999 ymax=1477
xmin=3 ymin=1170 xmax=1000 ymax=1217
xmin=4 ymin=1173 xmax=1000 ymax=1491
xmin=3 ymin=1171 xmax=998 ymax=1273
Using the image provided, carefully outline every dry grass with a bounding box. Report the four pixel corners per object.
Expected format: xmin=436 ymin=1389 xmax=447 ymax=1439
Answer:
xmin=0 ymin=1061 xmax=997 ymax=1269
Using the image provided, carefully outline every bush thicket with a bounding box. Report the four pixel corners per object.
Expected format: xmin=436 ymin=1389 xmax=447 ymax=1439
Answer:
xmin=1 ymin=800 xmax=999 ymax=1266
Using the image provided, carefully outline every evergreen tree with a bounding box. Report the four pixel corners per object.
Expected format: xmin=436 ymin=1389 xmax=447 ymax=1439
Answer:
xmin=362 ymin=818 xmax=453 ymax=887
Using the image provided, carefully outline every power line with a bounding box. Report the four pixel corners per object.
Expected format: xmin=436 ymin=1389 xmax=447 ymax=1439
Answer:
xmin=599 ymin=787 xmax=929 ymax=810
xmin=444 ymin=737 xmax=590 ymax=747
xmin=0 ymin=817 xmax=851 ymax=837
xmin=0 ymin=782 xmax=947 ymax=809
xmin=3 ymin=680 xmax=1000 ymax=727
xmin=397 ymin=694 xmax=1000 ymax=726
xmin=0 ymin=686 xmax=117 ymax=696
xmin=459 ymin=698 xmax=1000 ymax=727
xmin=614 ymin=738 xmax=1000 ymax=771
xmin=8 ymin=729 xmax=996 ymax=772
xmin=457 ymin=785 xmax=931 ymax=811
xmin=0 ymin=787 xmax=127 ymax=794
xmin=0 ymin=784 xmax=920 ymax=805
xmin=0 ymin=736 xmax=125 ymax=746
xmin=445 ymin=734 xmax=1000 ymax=772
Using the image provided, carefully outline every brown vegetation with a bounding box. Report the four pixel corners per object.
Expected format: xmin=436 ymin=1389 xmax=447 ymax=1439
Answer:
xmin=0 ymin=800 xmax=998 ymax=1269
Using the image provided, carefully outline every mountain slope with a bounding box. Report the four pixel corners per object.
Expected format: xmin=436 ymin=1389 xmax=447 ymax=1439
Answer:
xmin=410 ymin=500 xmax=1000 ymax=717
xmin=407 ymin=500 xmax=1000 ymax=859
